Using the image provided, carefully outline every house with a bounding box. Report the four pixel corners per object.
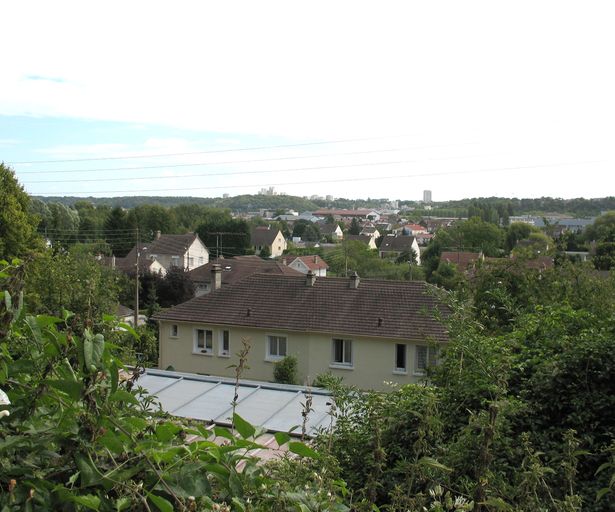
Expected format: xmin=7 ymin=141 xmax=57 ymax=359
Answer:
xmin=394 ymin=223 xmax=428 ymax=236
xmin=250 ymin=227 xmax=287 ymax=257
xmin=378 ymin=235 xmax=421 ymax=264
xmin=115 ymin=304 xmax=147 ymax=327
xmin=188 ymin=255 xmax=302 ymax=296
xmin=111 ymin=232 xmax=209 ymax=275
xmin=153 ymin=273 xmax=448 ymax=391
xmin=360 ymin=226 xmax=381 ymax=239
xmin=440 ymin=251 xmax=484 ymax=273
xmin=312 ymin=209 xmax=381 ymax=222
xmin=283 ymin=255 xmax=329 ymax=277
xmin=345 ymin=234 xmax=378 ymax=250
xmin=318 ymin=223 xmax=344 ymax=240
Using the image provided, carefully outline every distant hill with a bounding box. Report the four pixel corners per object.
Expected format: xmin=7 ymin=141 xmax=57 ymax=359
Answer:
xmin=32 ymin=194 xmax=615 ymax=218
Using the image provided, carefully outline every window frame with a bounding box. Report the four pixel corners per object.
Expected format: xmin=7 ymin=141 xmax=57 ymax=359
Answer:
xmin=394 ymin=343 xmax=407 ymax=374
xmin=219 ymin=329 xmax=230 ymax=357
xmin=194 ymin=328 xmax=213 ymax=355
xmin=170 ymin=324 xmax=179 ymax=338
xmin=331 ymin=338 xmax=353 ymax=368
xmin=266 ymin=334 xmax=287 ymax=361
xmin=414 ymin=344 xmax=438 ymax=375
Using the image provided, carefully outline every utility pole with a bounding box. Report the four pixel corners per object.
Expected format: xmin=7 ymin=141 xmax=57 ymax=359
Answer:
xmin=134 ymin=226 xmax=139 ymax=328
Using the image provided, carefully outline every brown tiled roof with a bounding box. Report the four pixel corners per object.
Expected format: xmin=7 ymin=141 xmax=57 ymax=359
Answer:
xmin=284 ymin=255 xmax=329 ymax=271
xmin=146 ymin=233 xmax=200 ymax=255
xmin=379 ymin=235 xmax=416 ymax=253
xmin=188 ymin=255 xmax=301 ymax=286
xmin=250 ymin=227 xmax=281 ymax=246
xmin=440 ymin=251 xmax=483 ymax=272
xmin=318 ymin=223 xmax=341 ymax=235
xmin=153 ymin=274 xmax=448 ymax=342
xmin=345 ymin=234 xmax=374 ymax=245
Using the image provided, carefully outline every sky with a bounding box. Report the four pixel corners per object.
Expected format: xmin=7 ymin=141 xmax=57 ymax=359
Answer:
xmin=1 ymin=1 xmax=613 ymax=202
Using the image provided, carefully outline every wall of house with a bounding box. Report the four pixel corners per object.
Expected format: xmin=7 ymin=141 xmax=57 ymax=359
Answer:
xmin=158 ymin=321 xmax=436 ymax=390
xmin=184 ymin=239 xmax=209 ymax=270
xmin=270 ymin=232 xmax=287 ymax=257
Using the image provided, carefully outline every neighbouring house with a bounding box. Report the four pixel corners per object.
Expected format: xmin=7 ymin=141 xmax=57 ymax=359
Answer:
xmin=345 ymin=234 xmax=378 ymax=250
xmin=360 ymin=226 xmax=381 ymax=239
xmin=283 ymin=255 xmax=329 ymax=277
xmin=318 ymin=223 xmax=344 ymax=240
xmin=312 ymin=209 xmax=381 ymax=222
xmin=116 ymin=304 xmax=147 ymax=327
xmin=440 ymin=251 xmax=484 ymax=274
xmin=251 ymin=226 xmax=287 ymax=257
xmin=378 ymin=235 xmax=421 ymax=264
xmin=153 ymin=273 xmax=448 ymax=391
xmin=109 ymin=232 xmax=209 ymax=276
xmin=188 ymin=255 xmax=302 ymax=296
xmin=394 ymin=223 xmax=428 ymax=236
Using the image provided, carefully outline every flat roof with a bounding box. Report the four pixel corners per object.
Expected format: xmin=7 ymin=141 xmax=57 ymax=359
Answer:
xmin=136 ymin=369 xmax=334 ymax=438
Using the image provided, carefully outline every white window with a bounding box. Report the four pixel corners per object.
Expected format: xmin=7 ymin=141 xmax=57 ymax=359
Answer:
xmin=332 ymin=338 xmax=353 ymax=367
xmin=267 ymin=335 xmax=287 ymax=360
xmin=219 ymin=330 xmax=230 ymax=356
xmin=170 ymin=324 xmax=178 ymax=338
xmin=198 ymin=256 xmax=204 ymax=266
xmin=414 ymin=345 xmax=438 ymax=374
xmin=171 ymin=255 xmax=180 ymax=267
xmin=194 ymin=329 xmax=213 ymax=354
xmin=394 ymin=343 xmax=407 ymax=373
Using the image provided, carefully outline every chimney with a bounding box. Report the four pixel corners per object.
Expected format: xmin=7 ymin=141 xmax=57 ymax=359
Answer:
xmin=349 ymin=271 xmax=360 ymax=289
xmin=155 ymin=230 xmax=161 ymax=240
xmin=306 ymin=269 xmax=316 ymax=287
xmin=211 ymin=263 xmax=222 ymax=291
xmin=313 ymin=255 xmax=318 ymax=263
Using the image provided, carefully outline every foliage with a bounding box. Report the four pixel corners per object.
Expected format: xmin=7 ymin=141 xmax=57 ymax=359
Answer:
xmin=347 ymin=218 xmax=361 ymax=235
xmin=154 ymin=267 xmax=195 ymax=308
xmin=0 ymin=263 xmax=348 ymax=511
xmin=196 ymin=210 xmax=251 ymax=258
xmin=273 ymin=355 xmax=298 ymax=385
xmin=324 ymin=241 xmax=408 ymax=280
xmin=24 ymin=247 xmax=121 ymax=332
xmin=0 ymin=163 xmax=41 ymax=261
xmin=584 ymin=211 xmax=615 ymax=243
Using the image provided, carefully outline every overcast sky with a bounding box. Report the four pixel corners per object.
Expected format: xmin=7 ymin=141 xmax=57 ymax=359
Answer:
xmin=1 ymin=1 xmax=613 ymax=201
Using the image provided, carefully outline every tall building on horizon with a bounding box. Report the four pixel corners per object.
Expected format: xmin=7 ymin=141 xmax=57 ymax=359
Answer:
xmin=423 ymin=190 xmax=432 ymax=203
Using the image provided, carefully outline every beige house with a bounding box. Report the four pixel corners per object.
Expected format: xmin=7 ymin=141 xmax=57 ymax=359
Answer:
xmin=284 ymin=255 xmax=329 ymax=277
xmin=250 ymin=227 xmax=287 ymax=258
xmin=117 ymin=232 xmax=209 ymax=275
xmin=379 ymin=235 xmax=421 ymax=264
xmin=153 ymin=273 xmax=447 ymax=391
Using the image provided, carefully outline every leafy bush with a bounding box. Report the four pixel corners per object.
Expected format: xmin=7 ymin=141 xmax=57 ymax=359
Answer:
xmin=273 ymin=355 xmax=298 ymax=384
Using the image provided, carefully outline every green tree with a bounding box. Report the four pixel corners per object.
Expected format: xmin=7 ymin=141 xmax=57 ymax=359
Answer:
xmin=0 ymin=163 xmax=41 ymax=260
xmin=348 ymin=217 xmax=361 ymax=235
xmin=585 ymin=211 xmax=615 ymax=243
xmin=104 ymin=207 xmax=136 ymax=256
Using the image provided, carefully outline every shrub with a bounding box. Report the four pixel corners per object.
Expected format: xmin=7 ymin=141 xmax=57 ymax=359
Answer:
xmin=273 ymin=355 xmax=298 ymax=384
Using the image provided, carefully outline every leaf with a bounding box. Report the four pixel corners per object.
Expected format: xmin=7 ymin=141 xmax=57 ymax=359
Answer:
xmin=228 ymin=470 xmax=244 ymax=497
xmin=288 ymin=441 xmax=320 ymax=459
xmin=4 ymin=291 xmax=11 ymax=311
xmin=596 ymin=487 xmax=611 ymax=501
xmin=118 ymin=322 xmax=138 ymax=339
xmin=231 ymin=497 xmax=246 ymax=512
xmin=148 ymin=493 xmax=174 ymax=512
xmin=595 ymin=462 xmax=612 ymax=475
xmin=115 ymin=497 xmax=131 ymax=511
xmin=274 ymin=431 xmax=291 ymax=446
xmin=480 ymin=497 xmax=513 ymax=511
xmin=417 ymin=456 xmax=452 ymax=473
xmin=97 ymin=430 xmax=124 ymax=454
xmin=75 ymin=453 xmax=101 ymax=488
xmin=214 ymin=426 xmax=235 ymax=441
xmin=46 ymin=379 xmax=83 ymax=401
xmin=72 ymin=494 xmax=101 ymax=511
xmin=110 ymin=361 xmax=119 ymax=394
xmin=109 ymin=389 xmax=139 ymax=406
xmin=233 ymin=413 xmax=255 ymax=439
xmin=155 ymin=423 xmax=181 ymax=442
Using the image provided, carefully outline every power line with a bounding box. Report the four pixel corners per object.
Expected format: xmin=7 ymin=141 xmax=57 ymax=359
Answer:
xmin=21 ymin=152 xmax=489 ymax=184
xmin=9 ymin=134 xmax=415 ymax=164
xmin=27 ymin=160 xmax=603 ymax=196
xmin=15 ymin=143 xmax=473 ymax=174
